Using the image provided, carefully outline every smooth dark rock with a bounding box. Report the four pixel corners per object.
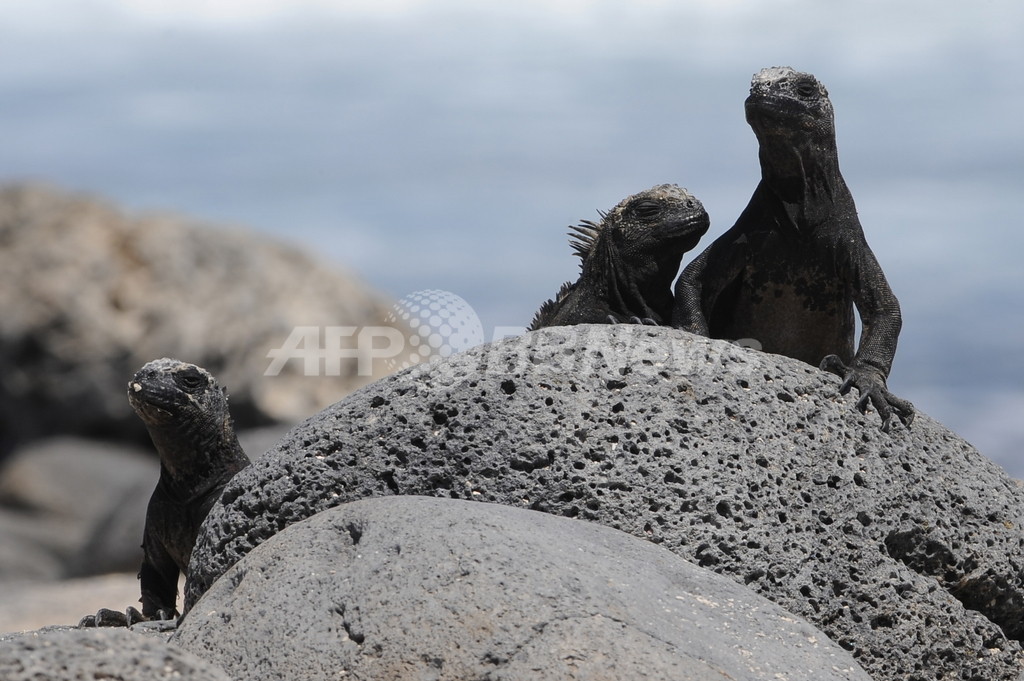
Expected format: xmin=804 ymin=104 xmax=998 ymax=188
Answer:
xmin=188 ymin=325 xmax=1024 ymax=680
xmin=0 ymin=428 xmax=289 ymax=585
xmin=0 ymin=438 xmax=155 ymax=580
xmin=0 ymin=183 xmax=398 ymax=456
xmin=65 ymin=426 xmax=290 ymax=579
xmin=0 ymin=512 xmax=65 ymax=582
xmin=65 ymin=481 xmax=152 ymax=578
xmin=0 ymin=627 xmax=230 ymax=680
xmin=176 ymin=495 xmax=869 ymax=681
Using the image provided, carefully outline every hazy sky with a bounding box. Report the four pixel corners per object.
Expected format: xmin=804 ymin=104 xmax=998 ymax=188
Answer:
xmin=1 ymin=0 xmax=1021 ymax=470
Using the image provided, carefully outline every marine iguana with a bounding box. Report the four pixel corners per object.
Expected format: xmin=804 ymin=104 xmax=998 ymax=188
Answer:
xmin=529 ymin=184 xmax=710 ymax=330
xmin=79 ymin=359 xmax=249 ymax=627
xmin=672 ymin=66 xmax=914 ymax=431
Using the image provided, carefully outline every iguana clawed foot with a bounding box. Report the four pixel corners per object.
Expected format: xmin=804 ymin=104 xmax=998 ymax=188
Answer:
xmin=78 ymin=606 xmax=174 ymax=628
xmin=820 ymin=355 xmax=915 ymax=432
xmin=607 ymin=315 xmax=659 ymax=326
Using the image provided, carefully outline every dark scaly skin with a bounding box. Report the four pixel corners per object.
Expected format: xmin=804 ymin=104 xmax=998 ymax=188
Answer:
xmin=530 ymin=184 xmax=710 ymax=330
xmin=79 ymin=359 xmax=249 ymax=627
xmin=672 ymin=67 xmax=914 ymax=431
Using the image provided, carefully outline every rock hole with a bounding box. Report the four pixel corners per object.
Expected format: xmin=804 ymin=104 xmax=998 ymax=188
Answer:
xmin=346 ymin=523 xmax=363 ymax=545
xmin=870 ymin=614 xmax=894 ymax=629
xmin=500 ymin=380 xmax=516 ymax=395
xmin=745 ymin=568 xmax=765 ymax=584
xmin=343 ymin=619 xmax=365 ymax=645
xmin=378 ymin=470 xmax=400 ymax=494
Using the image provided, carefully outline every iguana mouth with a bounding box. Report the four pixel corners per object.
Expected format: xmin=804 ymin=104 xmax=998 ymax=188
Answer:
xmin=128 ymin=397 xmax=175 ymax=424
xmin=128 ymin=381 xmax=181 ymax=424
xmin=662 ymin=212 xmax=710 ymax=240
xmin=745 ymin=96 xmax=814 ymax=125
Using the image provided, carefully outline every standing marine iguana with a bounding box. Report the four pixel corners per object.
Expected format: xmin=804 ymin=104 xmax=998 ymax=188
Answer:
xmin=672 ymin=66 xmax=914 ymax=431
xmin=529 ymin=184 xmax=710 ymax=330
xmin=80 ymin=358 xmax=249 ymax=627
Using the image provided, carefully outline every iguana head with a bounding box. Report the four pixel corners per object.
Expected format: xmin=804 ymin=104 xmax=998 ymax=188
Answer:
xmin=128 ymin=358 xmax=228 ymax=430
xmin=745 ymin=66 xmax=834 ymax=147
xmin=569 ymin=184 xmax=710 ymax=271
xmin=129 ymin=357 xmax=238 ymax=479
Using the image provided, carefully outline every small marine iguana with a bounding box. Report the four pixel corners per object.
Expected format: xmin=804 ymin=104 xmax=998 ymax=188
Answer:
xmin=672 ymin=66 xmax=913 ymax=431
xmin=529 ymin=184 xmax=710 ymax=330
xmin=80 ymin=359 xmax=249 ymax=627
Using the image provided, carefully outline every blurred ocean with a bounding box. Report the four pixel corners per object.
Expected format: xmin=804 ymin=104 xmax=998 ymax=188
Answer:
xmin=1 ymin=1 xmax=1021 ymax=473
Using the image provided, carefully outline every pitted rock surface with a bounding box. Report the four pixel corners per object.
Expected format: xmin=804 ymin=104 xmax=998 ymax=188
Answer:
xmin=176 ymin=496 xmax=869 ymax=681
xmin=0 ymin=627 xmax=230 ymax=680
xmin=188 ymin=325 xmax=1024 ymax=681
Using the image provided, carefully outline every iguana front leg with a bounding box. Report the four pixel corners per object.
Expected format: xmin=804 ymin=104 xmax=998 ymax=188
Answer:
xmin=673 ymin=235 xmax=748 ymax=337
xmin=78 ymin=546 xmax=179 ymax=628
xmin=672 ymin=247 xmax=711 ymax=336
xmin=820 ymin=355 xmax=915 ymax=432
xmin=138 ymin=536 xmax=182 ymax=621
xmin=837 ymin=235 xmax=915 ymax=431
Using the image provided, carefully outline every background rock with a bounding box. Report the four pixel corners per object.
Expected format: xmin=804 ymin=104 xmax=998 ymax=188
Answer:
xmin=0 ymin=424 xmax=292 ymax=589
xmin=0 ymin=437 xmax=155 ymax=581
xmin=188 ymin=324 xmax=1024 ymax=681
xmin=0 ymin=183 xmax=401 ymax=456
xmin=0 ymin=627 xmax=230 ymax=680
xmin=176 ymin=495 xmax=870 ymax=681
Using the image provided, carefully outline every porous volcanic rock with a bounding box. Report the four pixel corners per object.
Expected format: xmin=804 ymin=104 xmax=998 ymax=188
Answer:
xmin=0 ymin=627 xmax=230 ymax=680
xmin=187 ymin=324 xmax=1024 ymax=681
xmin=0 ymin=183 xmax=399 ymax=455
xmin=176 ymin=495 xmax=869 ymax=681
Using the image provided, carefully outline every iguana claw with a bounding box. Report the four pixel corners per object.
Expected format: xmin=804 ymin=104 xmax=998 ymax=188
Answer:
xmin=78 ymin=605 xmax=173 ymax=628
xmin=820 ymin=355 xmax=915 ymax=432
xmin=607 ymin=315 xmax=659 ymax=326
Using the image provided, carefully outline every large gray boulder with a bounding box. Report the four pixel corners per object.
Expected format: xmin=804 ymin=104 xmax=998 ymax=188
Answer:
xmin=176 ymin=495 xmax=869 ymax=681
xmin=0 ymin=184 xmax=399 ymax=454
xmin=187 ymin=325 xmax=1024 ymax=681
xmin=0 ymin=627 xmax=230 ymax=680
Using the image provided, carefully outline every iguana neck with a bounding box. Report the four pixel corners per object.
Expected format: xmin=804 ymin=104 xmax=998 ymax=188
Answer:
xmin=582 ymin=237 xmax=660 ymax=321
xmin=149 ymin=413 xmax=245 ymax=503
xmin=757 ymin=133 xmax=844 ymax=231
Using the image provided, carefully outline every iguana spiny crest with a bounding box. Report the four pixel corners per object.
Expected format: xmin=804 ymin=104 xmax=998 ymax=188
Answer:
xmin=530 ymin=183 xmax=709 ymax=330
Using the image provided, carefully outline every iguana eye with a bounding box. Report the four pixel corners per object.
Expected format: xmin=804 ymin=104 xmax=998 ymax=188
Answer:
xmin=796 ymin=81 xmax=817 ymax=98
xmin=633 ymin=200 xmax=661 ymax=220
xmin=175 ymin=368 xmax=207 ymax=393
